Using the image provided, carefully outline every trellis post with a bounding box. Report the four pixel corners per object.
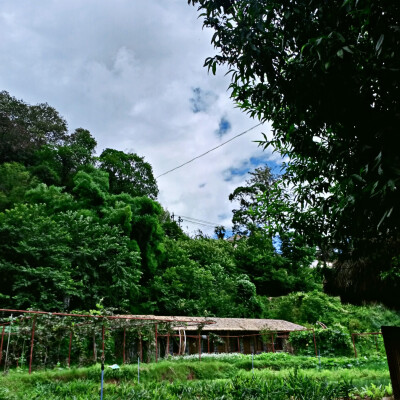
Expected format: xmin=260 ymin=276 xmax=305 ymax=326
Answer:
xmin=123 ymin=327 xmax=126 ymax=364
xmin=271 ymin=333 xmax=275 ymax=353
xmin=29 ymin=317 xmax=36 ymax=374
xmin=198 ymin=332 xmax=201 ymax=361
xmin=139 ymin=333 xmax=143 ymax=362
xmin=4 ymin=315 xmax=13 ymax=373
xmin=68 ymin=330 xmax=73 ymax=368
xmin=352 ymin=333 xmax=357 ymax=358
xmin=101 ymin=325 xmax=105 ymax=359
xmin=93 ymin=330 xmax=97 ymax=362
xmin=0 ymin=325 xmax=5 ymax=365
xmin=155 ymin=324 xmax=158 ymax=363
xmin=166 ymin=332 xmax=170 ymax=358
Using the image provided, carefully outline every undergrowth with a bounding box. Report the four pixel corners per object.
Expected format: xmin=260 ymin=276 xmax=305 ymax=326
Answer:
xmin=0 ymin=353 xmax=391 ymax=399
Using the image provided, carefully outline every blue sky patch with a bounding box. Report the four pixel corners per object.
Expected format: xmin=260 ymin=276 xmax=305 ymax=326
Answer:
xmin=190 ymin=87 xmax=217 ymax=113
xmin=215 ymin=117 xmax=231 ymax=137
xmin=223 ymin=157 xmax=282 ymax=182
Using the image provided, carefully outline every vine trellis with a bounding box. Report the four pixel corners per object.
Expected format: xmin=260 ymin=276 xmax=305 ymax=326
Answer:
xmin=0 ymin=308 xmax=214 ymax=374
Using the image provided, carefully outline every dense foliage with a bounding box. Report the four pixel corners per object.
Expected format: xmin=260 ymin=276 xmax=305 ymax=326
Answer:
xmin=0 ymin=91 xmax=317 ymax=315
xmin=188 ymin=0 xmax=400 ymax=307
xmin=0 ymin=91 xmax=398 ymax=334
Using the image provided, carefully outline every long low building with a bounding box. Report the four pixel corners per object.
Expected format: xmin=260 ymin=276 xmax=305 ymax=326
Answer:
xmin=126 ymin=316 xmax=306 ymax=357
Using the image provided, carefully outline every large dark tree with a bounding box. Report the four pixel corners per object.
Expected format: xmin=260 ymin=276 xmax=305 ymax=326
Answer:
xmin=0 ymin=91 xmax=67 ymax=159
xmin=189 ymin=0 xmax=400 ymax=306
xmin=99 ymin=148 xmax=159 ymax=199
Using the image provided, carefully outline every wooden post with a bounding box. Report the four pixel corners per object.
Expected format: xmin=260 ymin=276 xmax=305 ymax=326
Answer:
xmin=123 ymin=327 xmax=126 ymax=364
xmin=29 ymin=317 xmax=36 ymax=374
xmin=93 ymin=330 xmax=97 ymax=362
xmin=155 ymin=324 xmax=158 ymax=363
xmin=271 ymin=333 xmax=275 ymax=353
xmin=101 ymin=325 xmax=105 ymax=360
xmin=382 ymin=326 xmax=400 ymax=400
xmin=237 ymin=337 xmax=240 ymax=353
xmin=0 ymin=326 xmax=5 ymax=366
xmin=198 ymin=333 xmax=201 ymax=361
xmin=207 ymin=336 xmax=210 ymax=353
xmin=166 ymin=333 xmax=170 ymax=357
xmin=139 ymin=333 xmax=143 ymax=362
xmin=352 ymin=333 xmax=358 ymax=358
xmin=68 ymin=331 xmax=73 ymax=368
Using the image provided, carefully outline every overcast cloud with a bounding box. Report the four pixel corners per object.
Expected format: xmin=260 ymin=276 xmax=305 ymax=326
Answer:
xmin=0 ymin=0 xmax=280 ymax=236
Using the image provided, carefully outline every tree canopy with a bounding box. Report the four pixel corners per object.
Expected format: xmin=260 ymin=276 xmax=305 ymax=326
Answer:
xmin=189 ymin=0 xmax=400 ymax=307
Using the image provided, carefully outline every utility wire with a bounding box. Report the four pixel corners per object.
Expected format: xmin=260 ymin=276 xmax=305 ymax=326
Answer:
xmin=156 ymin=123 xmax=263 ymax=178
xmin=181 ymin=219 xmax=216 ymax=228
xmin=180 ymin=215 xmax=221 ymax=226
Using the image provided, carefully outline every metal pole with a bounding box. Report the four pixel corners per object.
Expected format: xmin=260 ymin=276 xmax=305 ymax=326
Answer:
xmin=100 ymin=358 xmax=104 ymax=400
xmin=352 ymin=334 xmax=358 ymax=358
xmin=68 ymin=331 xmax=73 ymax=368
xmin=137 ymin=357 xmax=140 ymax=383
xmin=155 ymin=324 xmax=158 ymax=363
xmin=0 ymin=325 xmax=5 ymax=366
xmin=4 ymin=315 xmax=13 ymax=373
xmin=123 ymin=327 xmax=126 ymax=364
xmin=29 ymin=317 xmax=36 ymax=374
xmin=312 ymin=329 xmax=318 ymax=358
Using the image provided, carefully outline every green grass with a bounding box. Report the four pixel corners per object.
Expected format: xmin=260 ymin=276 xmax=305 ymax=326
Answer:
xmin=0 ymin=353 xmax=392 ymax=399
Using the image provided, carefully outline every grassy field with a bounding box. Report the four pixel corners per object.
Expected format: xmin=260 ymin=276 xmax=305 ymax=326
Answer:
xmin=0 ymin=353 xmax=393 ymax=399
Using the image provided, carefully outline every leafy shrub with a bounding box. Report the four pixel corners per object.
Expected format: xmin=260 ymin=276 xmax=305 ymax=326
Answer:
xmin=289 ymin=325 xmax=353 ymax=356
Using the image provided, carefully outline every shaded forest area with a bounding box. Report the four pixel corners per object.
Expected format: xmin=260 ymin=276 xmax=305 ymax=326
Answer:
xmin=0 ymin=91 xmax=399 ymax=335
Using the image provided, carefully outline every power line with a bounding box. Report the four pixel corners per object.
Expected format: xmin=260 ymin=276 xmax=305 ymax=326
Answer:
xmin=180 ymin=215 xmax=221 ymax=226
xmin=181 ymin=218 xmax=216 ymax=228
xmin=171 ymin=213 xmax=229 ymax=228
xmin=156 ymin=123 xmax=263 ymax=178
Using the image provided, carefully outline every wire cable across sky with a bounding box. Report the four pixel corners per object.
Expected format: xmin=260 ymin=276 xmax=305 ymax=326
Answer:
xmin=156 ymin=123 xmax=263 ymax=178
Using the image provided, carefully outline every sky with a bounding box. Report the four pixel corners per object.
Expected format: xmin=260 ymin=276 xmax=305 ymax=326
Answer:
xmin=0 ymin=0 xmax=281 ymax=236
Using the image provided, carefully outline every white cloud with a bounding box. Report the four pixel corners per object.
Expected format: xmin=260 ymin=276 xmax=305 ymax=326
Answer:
xmin=0 ymin=0 xmax=279 ymax=236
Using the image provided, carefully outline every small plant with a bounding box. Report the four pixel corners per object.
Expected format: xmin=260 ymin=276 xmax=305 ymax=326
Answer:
xmin=354 ymin=382 xmax=393 ymax=400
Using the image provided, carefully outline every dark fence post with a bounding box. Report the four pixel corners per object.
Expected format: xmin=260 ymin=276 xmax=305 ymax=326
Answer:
xmin=352 ymin=333 xmax=358 ymax=358
xmin=123 ymin=327 xmax=126 ymax=364
xmin=155 ymin=324 xmax=158 ymax=363
xmin=382 ymin=326 xmax=400 ymax=400
xmin=29 ymin=317 xmax=36 ymax=374
xmin=68 ymin=330 xmax=73 ymax=368
xmin=0 ymin=325 xmax=5 ymax=366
